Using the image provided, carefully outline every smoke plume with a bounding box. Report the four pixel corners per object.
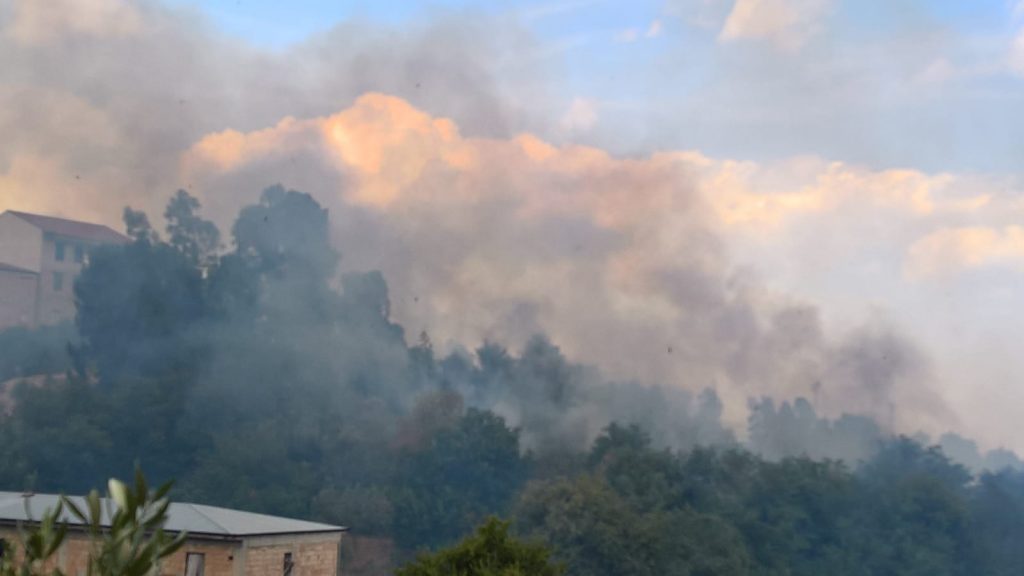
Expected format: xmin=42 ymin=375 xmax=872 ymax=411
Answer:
xmin=0 ymin=0 xmax=964 ymax=444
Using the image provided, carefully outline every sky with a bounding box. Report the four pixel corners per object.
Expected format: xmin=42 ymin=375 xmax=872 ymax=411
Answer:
xmin=2 ymin=0 xmax=1024 ymax=451
xmin=163 ymin=0 xmax=1024 ymax=172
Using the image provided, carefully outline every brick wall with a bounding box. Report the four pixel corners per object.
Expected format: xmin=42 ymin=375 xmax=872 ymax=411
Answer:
xmin=0 ymin=529 xmax=241 ymax=576
xmin=242 ymin=533 xmax=343 ymax=576
xmin=160 ymin=539 xmax=241 ymax=576
xmin=1 ymin=528 xmax=356 ymax=576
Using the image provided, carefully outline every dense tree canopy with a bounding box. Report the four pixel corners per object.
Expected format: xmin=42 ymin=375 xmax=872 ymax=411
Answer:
xmin=396 ymin=517 xmax=563 ymax=576
xmin=1 ymin=187 xmax=1023 ymax=575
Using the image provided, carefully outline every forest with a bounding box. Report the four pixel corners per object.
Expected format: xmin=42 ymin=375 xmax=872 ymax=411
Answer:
xmin=2 ymin=187 xmax=1024 ymax=575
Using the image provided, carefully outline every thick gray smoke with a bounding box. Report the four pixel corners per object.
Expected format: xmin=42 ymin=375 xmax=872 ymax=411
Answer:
xmin=0 ymin=0 xmax=550 ymax=220
xmin=0 ymin=0 xmax=961 ymax=455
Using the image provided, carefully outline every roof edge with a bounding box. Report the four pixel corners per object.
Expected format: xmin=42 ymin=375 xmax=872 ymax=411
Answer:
xmin=4 ymin=210 xmax=129 ymax=244
xmin=0 ymin=518 xmax=347 ymax=540
xmin=0 ymin=262 xmax=38 ymax=275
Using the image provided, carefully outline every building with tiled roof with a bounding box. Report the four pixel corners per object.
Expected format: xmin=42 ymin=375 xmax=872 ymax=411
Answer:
xmin=0 ymin=210 xmax=128 ymax=329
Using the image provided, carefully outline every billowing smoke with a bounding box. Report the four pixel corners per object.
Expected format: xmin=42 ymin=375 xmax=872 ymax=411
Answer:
xmin=175 ymin=94 xmax=950 ymax=439
xmin=0 ymin=0 xmax=962 ymax=448
xmin=0 ymin=0 xmax=549 ymax=220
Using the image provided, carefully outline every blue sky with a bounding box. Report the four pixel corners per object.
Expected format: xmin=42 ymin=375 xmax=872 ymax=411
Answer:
xmin=168 ymin=1 xmax=660 ymax=49
xmin=166 ymin=0 xmax=669 ymax=112
xmin=172 ymin=0 xmax=1013 ymax=47
xmin=165 ymin=0 xmax=1023 ymax=174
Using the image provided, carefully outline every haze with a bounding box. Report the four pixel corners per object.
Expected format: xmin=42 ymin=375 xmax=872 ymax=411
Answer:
xmin=2 ymin=0 xmax=1023 ymax=452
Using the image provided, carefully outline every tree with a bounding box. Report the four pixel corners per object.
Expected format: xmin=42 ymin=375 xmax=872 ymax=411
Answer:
xmin=122 ymin=208 xmax=157 ymax=244
xmin=164 ymin=190 xmax=220 ymax=267
xmin=231 ymin=185 xmax=337 ymax=282
xmin=515 ymin=476 xmax=652 ymax=576
xmin=847 ymin=438 xmax=975 ymax=576
xmin=586 ymin=423 xmax=691 ymax=516
xmin=391 ymin=409 xmax=527 ymax=550
xmin=209 ymin=185 xmax=341 ymax=327
xmin=0 ymin=323 xmax=76 ymax=382
xmin=970 ymin=469 xmax=1024 ymax=575
xmin=736 ymin=457 xmax=856 ymax=575
xmin=517 ymin=470 xmax=752 ymax=576
xmin=74 ymin=237 xmax=206 ymax=381
xmin=396 ymin=517 xmax=563 ymax=576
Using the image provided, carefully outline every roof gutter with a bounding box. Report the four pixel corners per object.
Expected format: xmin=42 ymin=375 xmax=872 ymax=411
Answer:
xmin=0 ymin=519 xmax=347 ymax=542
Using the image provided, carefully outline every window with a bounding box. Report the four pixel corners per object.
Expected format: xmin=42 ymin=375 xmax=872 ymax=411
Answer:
xmin=185 ymin=553 xmax=205 ymax=576
xmin=283 ymin=552 xmax=294 ymax=576
xmin=74 ymin=243 xmax=85 ymax=263
xmin=55 ymin=241 xmax=65 ymax=261
xmin=53 ymin=272 xmax=64 ymax=292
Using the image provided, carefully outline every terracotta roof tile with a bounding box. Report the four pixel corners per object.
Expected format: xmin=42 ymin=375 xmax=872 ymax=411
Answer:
xmin=5 ymin=211 xmax=128 ymax=244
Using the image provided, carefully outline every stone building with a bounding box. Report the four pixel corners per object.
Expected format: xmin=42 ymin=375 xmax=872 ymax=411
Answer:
xmin=0 ymin=210 xmax=128 ymax=330
xmin=0 ymin=492 xmax=347 ymax=576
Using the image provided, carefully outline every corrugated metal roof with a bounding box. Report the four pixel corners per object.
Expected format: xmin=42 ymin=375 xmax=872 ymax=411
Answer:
xmin=0 ymin=492 xmax=345 ymax=537
xmin=5 ymin=211 xmax=128 ymax=244
xmin=0 ymin=262 xmax=37 ymax=275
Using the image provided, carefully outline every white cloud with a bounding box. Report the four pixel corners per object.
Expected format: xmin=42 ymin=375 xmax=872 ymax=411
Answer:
xmin=614 ymin=27 xmax=640 ymax=43
xmin=646 ymin=19 xmax=663 ymax=38
xmin=614 ymin=19 xmax=663 ymax=43
xmin=719 ymin=0 xmax=831 ymax=50
xmin=667 ymin=0 xmax=733 ymax=30
xmin=615 ymin=20 xmax=663 ymax=43
xmin=906 ymin=227 xmax=1024 ymax=278
xmin=1010 ymin=29 xmax=1024 ymax=76
xmin=559 ymin=97 xmax=600 ymax=131
xmin=914 ymin=58 xmax=956 ymax=86
xmin=519 ymin=0 xmax=604 ymax=21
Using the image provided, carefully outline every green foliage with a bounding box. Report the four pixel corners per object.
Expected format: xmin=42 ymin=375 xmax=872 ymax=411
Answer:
xmin=516 ymin=476 xmax=652 ymax=576
xmin=970 ymin=469 xmax=1024 ymax=575
xmin=0 ymin=470 xmax=183 ymax=576
xmin=0 ymin=323 xmax=76 ymax=383
xmin=164 ymin=190 xmax=220 ymax=268
xmin=516 ymin=475 xmax=751 ymax=576
xmin=63 ymin=471 xmax=187 ymax=576
xmin=846 ymin=438 xmax=974 ymax=576
xmin=121 ymin=208 xmax=156 ymax=245
xmin=391 ymin=409 xmax=527 ymax=550
xmin=4 ymin=187 xmax=1024 ymax=575
xmin=231 ymin=185 xmax=337 ymax=287
xmin=74 ymin=237 xmax=205 ymax=381
xmin=313 ymin=486 xmax=394 ymax=537
xmin=396 ymin=517 xmax=563 ymax=576
xmin=0 ymin=501 xmax=67 ymax=576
